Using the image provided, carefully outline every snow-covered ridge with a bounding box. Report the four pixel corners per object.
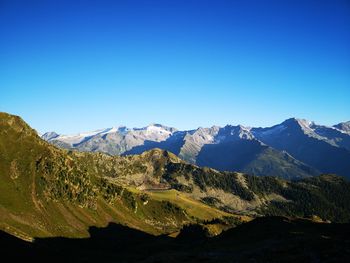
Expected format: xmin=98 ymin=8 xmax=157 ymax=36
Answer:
xmin=250 ymin=117 xmax=350 ymax=150
xmin=144 ymin=124 xmax=174 ymax=135
xmin=295 ymin=118 xmax=316 ymax=135
xmin=53 ymin=127 xmax=124 ymax=145
xmin=46 ymin=124 xmax=177 ymax=146
xmin=40 ymin=118 xmax=350 ymax=180
xmin=42 ymin=118 xmax=350 ymax=150
xmin=333 ymin=121 xmax=350 ymax=135
xmin=217 ymin=125 xmax=254 ymax=141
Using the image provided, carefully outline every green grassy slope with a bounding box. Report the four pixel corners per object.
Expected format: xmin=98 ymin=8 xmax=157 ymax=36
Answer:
xmin=0 ymin=112 xmax=235 ymax=240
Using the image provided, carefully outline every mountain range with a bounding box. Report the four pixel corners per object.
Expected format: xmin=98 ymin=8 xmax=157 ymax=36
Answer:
xmin=42 ymin=118 xmax=350 ymax=179
xmin=2 ymin=112 xmax=350 ymax=262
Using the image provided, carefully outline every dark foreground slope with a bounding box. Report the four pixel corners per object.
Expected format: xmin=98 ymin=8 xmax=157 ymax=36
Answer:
xmin=1 ymin=216 xmax=349 ymax=263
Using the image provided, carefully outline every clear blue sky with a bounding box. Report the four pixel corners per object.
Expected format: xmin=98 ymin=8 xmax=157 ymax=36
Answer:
xmin=1 ymin=0 xmax=349 ymax=134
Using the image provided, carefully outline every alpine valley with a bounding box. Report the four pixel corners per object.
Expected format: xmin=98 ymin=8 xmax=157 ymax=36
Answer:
xmin=1 ymin=112 xmax=350 ymax=262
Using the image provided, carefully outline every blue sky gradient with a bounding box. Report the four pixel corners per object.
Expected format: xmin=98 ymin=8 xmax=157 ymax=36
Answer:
xmin=1 ymin=0 xmax=349 ymax=134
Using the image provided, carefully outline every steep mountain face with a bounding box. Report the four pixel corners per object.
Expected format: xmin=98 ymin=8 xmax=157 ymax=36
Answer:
xmin=196 ymin=140 xmax=317 ymax=180
xmin=252 ymin=118 xmax=350 ymax=178
xmin=2 ymin=112 xmax=350 ymax=242
xmin=188 ymin=125 xmax=317 ymax=179
xmin=311 ymin=123 xmax=350 ymax=151
xmin=178 ymin=125 xmax=255 ymax=164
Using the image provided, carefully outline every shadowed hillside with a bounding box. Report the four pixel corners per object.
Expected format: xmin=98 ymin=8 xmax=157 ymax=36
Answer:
xmin=1 ymin=217 xmax=349 ymax=263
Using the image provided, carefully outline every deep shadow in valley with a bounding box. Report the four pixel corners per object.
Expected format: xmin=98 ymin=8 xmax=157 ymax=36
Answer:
xmin=122 ymin=134 xmax=186 ymax=156
xmin=196 ymin=140 xmax=262 ymax=172
xmin=2 ymin=216 xmax=350 ymax=263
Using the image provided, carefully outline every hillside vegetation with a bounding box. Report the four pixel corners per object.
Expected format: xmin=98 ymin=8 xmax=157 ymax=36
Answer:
xmin=1 ymin=112 xmax=350 ymax=242
xmin=0 ymin=113 xmax=235 ymax=240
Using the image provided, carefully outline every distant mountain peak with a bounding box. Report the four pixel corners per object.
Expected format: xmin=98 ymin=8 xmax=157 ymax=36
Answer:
xmin=334 ymin=121 xmax=350 ymax=134
xmin=116 ymin=126 xmax=129 ymax=133
xmin=147 ymin=123 xmax=165 ymax=127
xmin=296 ymin=118 xmax=314 ymax=126
xmin=42 ymin=131 xmax=59 ymax=141
xmin=144 ymin=123 xmax=177 ymax=134
xmin=283 ymin=117 xmax=313 ymax=126
xmin=279 ymin=118 xmax=317 ymax=136
xmin=132 ymin=123 xmax=177 ymax=134
xmin=220 ymin=125 xmax=254 ymax=140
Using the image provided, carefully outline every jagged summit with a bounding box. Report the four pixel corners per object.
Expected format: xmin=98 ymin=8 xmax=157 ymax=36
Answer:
xmin=334 ymin=121 xmax=350 ymax=134
xmin=280 ymin=117 xmax=314 ymax=129
xmin=221 ymin=125 xmax=254 ymax=140
xmin=144 ymin=123 xmax=177 ymax=134
xmin=42 ymin=131 xmax=59 ymax=141
xmin=132 ymin=123 xmax=176 ymax=132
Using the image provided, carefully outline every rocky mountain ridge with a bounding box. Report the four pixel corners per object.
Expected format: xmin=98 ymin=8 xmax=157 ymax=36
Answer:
xmin=43 ymin=118 xmax=350 ymax=179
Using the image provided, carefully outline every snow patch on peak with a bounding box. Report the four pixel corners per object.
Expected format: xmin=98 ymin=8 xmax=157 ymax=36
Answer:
xmin=220 ymin=125 xmax=255 ymax=141
xmin=333 ymin=121 xmax=350 ymax=135
xmin=101 ymin=126 xmax=131 ymax=136
xmin=144 ymin=124 xmax=175 ymax=135
xmin=279 ymin=118 xmax=317 ymax=135
xmin=293 ymin=118 xmax=320 ymax=136
xmin=185 ymin=127 xmax=219 ymax=145
xmin=147 ymin=124 xmax=167 ymax=131
xmin=295 ymin=118 xmax=314 ymax=128
xmin=237 ymin=127 xmax=254 ymax=140
xmin=53 ymin=127 xmax=124 ymax=145
xmin=133 ymin=124 xmax=176 ymax=134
